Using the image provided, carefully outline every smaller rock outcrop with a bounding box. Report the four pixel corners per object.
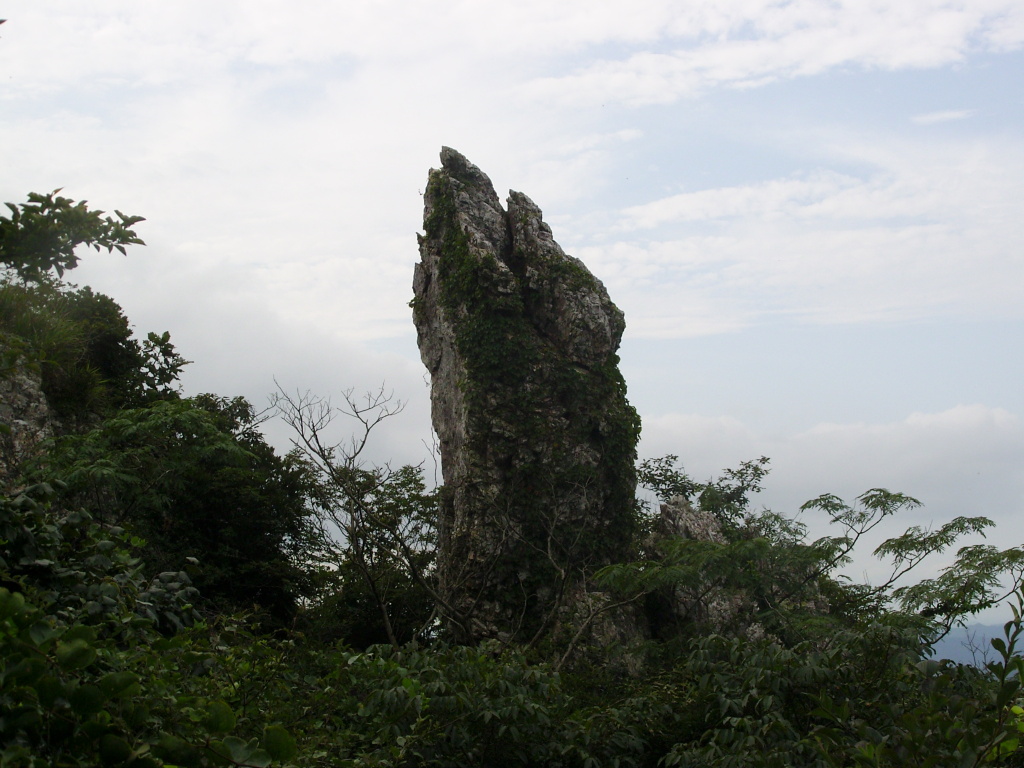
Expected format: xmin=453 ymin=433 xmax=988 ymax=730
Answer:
xmin=652 ymin=497 xmax=829 ymax=644
xmin=657 ymin=495 xmax=727 ymax=545
xmin=0 ymin=350 xmax=58 ymax=486
xmin=653 ymin=497 xmax=753 ymax=633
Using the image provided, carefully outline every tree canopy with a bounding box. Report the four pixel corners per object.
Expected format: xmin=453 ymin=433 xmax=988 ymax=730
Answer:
xmin=0 ymin=190 xmax=144 ymax=282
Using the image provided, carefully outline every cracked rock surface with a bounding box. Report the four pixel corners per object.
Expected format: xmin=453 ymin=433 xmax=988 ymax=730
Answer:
xmin=413 ymin=148 xmax=640 ymax=642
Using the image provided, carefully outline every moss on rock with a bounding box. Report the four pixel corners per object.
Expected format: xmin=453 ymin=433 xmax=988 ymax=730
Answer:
xmin=413 ymin=148 xmax=640 ymax=642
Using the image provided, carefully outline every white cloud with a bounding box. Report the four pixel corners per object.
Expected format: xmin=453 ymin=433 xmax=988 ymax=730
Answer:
xmin=1 ymin=2 xmax=1018 ymax=374
xmin=575 ymin=134 xmax=1024 ymax=334
xmin=639 ymin=412 xmax=761 ymax=476
xmin=640 ymin=404 xmax=1024 ymax=520
xmin=522 ymin=0 xmax=1024 ymax=107
xmin=913 ymin=109 xmax=976 ymax=124
xmin=789 ymin=405 xmax=1022 ymax=491
xmin=4 ymin=1 xmax=1020 ymax=106
xmin=617 ymin=171 xmax=861 ymax=227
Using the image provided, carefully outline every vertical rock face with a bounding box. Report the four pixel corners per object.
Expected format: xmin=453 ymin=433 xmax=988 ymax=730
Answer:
xmin=413 ymin=148 xmax=640 ymax=642
xmin=0 ymin=349 xmax=59 ymax=487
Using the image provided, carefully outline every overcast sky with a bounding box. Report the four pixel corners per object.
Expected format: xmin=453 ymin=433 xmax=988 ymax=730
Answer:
xmin=2 ymin=1 xmax=1022 ymax=599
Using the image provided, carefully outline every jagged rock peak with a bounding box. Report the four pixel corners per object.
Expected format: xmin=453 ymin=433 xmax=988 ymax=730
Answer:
xmin=439 ymin=146 xmax=496 ymax=190
xmin=413 ymin=147 xmax=640 ymax=643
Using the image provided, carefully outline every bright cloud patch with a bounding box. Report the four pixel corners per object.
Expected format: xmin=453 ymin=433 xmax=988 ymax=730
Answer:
xmin=639 ymin=404 xmax=1024 ymax=513
xmin=576 ymin=134 xmax=1024 ymax=335
xmin=523 ymin=1 xmax=1024 ymax=106
xmin=912 ymin=109 xmax=976 ymax=124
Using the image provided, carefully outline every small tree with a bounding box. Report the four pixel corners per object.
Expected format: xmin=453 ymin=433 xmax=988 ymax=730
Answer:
xmin=606 ymin=455 xmax=1024 ymax=647
xmin=272 ymin=386 xmax=440 ymax=646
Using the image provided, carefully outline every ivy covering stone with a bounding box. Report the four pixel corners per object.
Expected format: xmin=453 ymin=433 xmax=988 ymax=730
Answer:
xmin=413 ymin=148 xmax=641 ymax=643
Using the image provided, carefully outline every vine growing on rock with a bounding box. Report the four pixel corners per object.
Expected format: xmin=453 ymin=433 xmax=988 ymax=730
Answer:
xmin=416 ymin=150 xmax=640 ymax=643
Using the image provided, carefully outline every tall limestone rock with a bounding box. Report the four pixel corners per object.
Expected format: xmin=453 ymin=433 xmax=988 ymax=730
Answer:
xmin=413 ymin=148 xmax=640 ymax=642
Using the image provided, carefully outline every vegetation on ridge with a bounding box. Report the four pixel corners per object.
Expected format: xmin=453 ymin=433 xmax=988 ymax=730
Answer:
xmin=3 ymin=190 xmax=1024 ymax=766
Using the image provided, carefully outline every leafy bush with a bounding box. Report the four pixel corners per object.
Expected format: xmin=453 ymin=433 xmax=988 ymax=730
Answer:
xmin=0 ymin=190 xmax=144 ymax=282
xmin=33 ymin=397 xmax=316 ymax=624
xmin=0 ymin=481 xmax=300 ymax=767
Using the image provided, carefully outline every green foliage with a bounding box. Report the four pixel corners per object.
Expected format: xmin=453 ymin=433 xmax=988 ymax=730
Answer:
xmin=637 ymin=454 xmax=769 ymax=533
xmin=636 ymin=455 xmax=699 ymax=505
xmin=301 ymin=461 xmax=437 ymax=648
xmin=52 ymin=283 xmax=188 ymax=408
xmin=0 ymin=476 xmax=300 ymax=768
xmin=272 ymin=386 xmax=441 ymax=647
xmin=35 ymin=396 xmax=316 ymax=624
xmin=800 ymin=489 xmax=1024 ymax=634
xmin=0 ymin=278 xmax=189 ymax=415
xmin=0 ymin=190 xmax=144 ymax=282
xmin=0 ymin=589 xmax=302 ymax=768
xmin=627 ymin=457 xmax=1024 ymax=647
xmin=302 ymin=644 xmax=566 ymax=766
xmin=135 ymin=330 xmax=190 ymax=401
xmin=0 ymin=277 xmax=108 ymax=414
xmin=810 ymin=600 xmax=1024 ymax=767
xmin=0 ymin=190 xmax=186 ymax=421
xmin=7 ymin=406 xmax=1024 ymax=767
xmin=0 ymin=481 xmax=198 ymax=632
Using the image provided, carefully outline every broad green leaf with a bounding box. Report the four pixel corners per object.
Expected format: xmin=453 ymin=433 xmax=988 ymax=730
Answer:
xmin=62 ymin=624 xmax=97 ymax=642
xmin=56 ymin=638 xmax=97 ymax=670
xmin=262 ymin=725 xmax=298 ymax=762
xmin=204 ymin=699 xmax=236 ymax=734
xmin=99 ymin=671 xmax=141 ymax=699
xmin=98 ymin=733 xmax=133 ymax=765
xmin=245 ymin=749 xmax=273 ymax=768
xmin=7 ymin=656 xmax=45 ymax=684
xmin=216 ymin=736 xmax=259 ymax=764
xmin=0 ymin=589 xmax=26 ymax=620
xmin=33 ymin=674 xmax=65 ymax=707
xmin=998 ymin=679 xmax=1021 ymax=708
xmin=69 ymin=684 xmax=106 ymax=716
xmin=153 ymin=733 xmax=200 ymax=767
xmin=28 ymin=621 xmax=59 ymax=647
xmin=6 ymin=707 xmax=42 ymax=733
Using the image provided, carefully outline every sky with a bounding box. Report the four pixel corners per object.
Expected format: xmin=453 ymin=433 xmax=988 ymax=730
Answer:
xmin=1 ymin=1 xmax=1022 ymax=601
